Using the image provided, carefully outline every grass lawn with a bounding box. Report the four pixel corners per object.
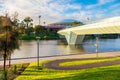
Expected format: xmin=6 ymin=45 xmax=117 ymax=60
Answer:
xmin=0 ymin=71 xmax=2 ymax=79
xmin=60 ymin=57 xmax=120 ymax=66
xmin=15 ymin=58 xmax=120 ymax=80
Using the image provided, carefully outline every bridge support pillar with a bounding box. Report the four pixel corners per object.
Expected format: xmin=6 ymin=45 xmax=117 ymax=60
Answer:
xmin=65 ymin=31 xmax=85 ymax=45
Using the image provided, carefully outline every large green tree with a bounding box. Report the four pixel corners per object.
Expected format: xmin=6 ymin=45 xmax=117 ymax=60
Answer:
xmin=0 ymin=16 xmax=19 ymax=70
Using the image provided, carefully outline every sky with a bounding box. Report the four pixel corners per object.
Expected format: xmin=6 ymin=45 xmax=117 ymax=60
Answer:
xmin=0 ymin=0 xmax=120 ymax=25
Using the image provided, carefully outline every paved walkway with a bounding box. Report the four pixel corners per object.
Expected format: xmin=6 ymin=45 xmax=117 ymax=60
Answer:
xmin=43 ymin=58 xmax=120 ymax=70
xmin=0 ymin=51 xmax=120 ymax=66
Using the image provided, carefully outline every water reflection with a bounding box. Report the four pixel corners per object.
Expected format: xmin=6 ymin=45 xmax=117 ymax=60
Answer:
xmin=60 ymin=45 xmax=85 ymax=55
xmin=83 ymin=39 xmax=120 ymax=52
xmin=11 ymin=40 xmax=86 ymax=59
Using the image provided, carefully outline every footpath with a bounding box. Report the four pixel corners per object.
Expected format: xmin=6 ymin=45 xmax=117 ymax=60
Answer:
xmin=0 ymin=51 xmax=120 ymax=66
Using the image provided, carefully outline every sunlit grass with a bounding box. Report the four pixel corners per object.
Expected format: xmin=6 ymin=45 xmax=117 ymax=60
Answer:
xmin=0 ymin=71 xmax=2 ymax=78
xmin=60 ymin=57 xmax=120 ymax=66
xmin=15 ymin=58 xmax=120 ymax=80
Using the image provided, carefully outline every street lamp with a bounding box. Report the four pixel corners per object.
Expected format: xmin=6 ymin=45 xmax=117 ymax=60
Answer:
xmin=36 ymin=36 xmax=40 ymax=69
xmin=39 ymin=15 xmax=41 ymax=25
xmin=94 ymin=35 xmax=99 ymax=57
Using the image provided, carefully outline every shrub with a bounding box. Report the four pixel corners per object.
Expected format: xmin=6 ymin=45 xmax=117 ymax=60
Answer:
xmin=44 ymin=36 xmax=49 ymax=39
xmin=13 ymin=65 xmax=17 ymax=74
xmin=21 ymin=34 xmax=36 ymax=40
xmin=2 ymin=70 xmax=7 ymax=80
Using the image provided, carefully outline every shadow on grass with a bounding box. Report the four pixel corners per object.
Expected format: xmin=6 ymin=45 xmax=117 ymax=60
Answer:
xmin=24 ymin=70 xmax=43 ymax=73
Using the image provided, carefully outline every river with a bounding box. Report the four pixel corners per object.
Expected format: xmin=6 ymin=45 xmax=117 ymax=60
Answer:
xmin=5 ymin=38 xmax=120 ymax=59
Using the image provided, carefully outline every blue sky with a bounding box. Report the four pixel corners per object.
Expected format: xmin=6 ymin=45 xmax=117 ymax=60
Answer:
xmin=0 ymin=0 xmax=120 ymax=25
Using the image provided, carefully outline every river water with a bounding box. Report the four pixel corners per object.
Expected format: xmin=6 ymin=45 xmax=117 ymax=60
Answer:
xmin=7 ymin=38 xmax=120 ymax=59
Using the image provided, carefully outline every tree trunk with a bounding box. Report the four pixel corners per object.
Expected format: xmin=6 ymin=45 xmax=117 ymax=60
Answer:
xmin=26 ymin=22 xmax=29 ymax=35
xmin=9 ymin=54 xmax=11 ymax=67
xmin=3 ymin=53 xmax=7 ymax=71
xmin=27 ymin=22 xmax=28 ymax=28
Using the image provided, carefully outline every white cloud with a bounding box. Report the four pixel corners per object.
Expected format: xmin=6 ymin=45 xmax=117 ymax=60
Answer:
xmin=0 ymin=0 xmax=82 ymax=25
xmin=86 ymin=0 xmax=115 ymax=9
xmin=0 ymin=0 xmax=119 ymax=25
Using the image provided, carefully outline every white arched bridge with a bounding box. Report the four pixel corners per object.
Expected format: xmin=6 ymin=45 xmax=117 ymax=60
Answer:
xmin=58 ymin=16 xmax=120 ymax=45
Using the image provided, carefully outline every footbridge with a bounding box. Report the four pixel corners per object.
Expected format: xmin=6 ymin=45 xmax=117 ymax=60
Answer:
xmin=58 ymin=16 xmax=120 ymax=45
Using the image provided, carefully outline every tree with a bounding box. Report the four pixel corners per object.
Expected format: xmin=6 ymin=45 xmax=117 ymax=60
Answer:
xmin=11 ymin=11 xmax=19 ymax=30
xmin=34 ymin=25 xmax=44 ymax=36
xmin=7 ymin=30 xmax=19 ymax=67
xmin=18 ymin=22 xmax=26 ymax=34
xmin=0 ymin=16 xmax=19 ymax=70
xmin=24 ymin=17 xmax=33 ymax=28
xmin=23 ymin=17 xmax=33 ymax=35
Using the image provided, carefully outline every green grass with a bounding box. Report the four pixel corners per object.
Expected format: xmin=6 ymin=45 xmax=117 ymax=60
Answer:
xmin=0 ymin=71 xmax=2 ymax=78
xmin=15 ymin=59 xmax=120 ymax=80
xmin=60 ymin=57 xmax=120 ymax=66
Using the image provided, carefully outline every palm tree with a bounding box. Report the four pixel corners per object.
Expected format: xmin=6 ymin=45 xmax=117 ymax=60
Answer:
xmin=24 ymin=17 xmax=33 ymax=35
xmin=24 ymin=17 xmax=33 ymax=28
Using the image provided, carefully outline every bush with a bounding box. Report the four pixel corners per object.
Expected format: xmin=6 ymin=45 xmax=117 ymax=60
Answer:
xmin=13 ymin=65 xmax=17 ymax=74
xmin=2 ymin=70 xmax=8 ymax=80
xmin=21 ymin=34 xmax=36 ymax=40
xmin=44 ymin=36 xmax=49 ymax=39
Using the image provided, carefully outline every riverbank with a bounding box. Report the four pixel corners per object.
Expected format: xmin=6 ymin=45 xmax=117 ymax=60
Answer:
xmin=0 ymin=51 xmax=120 ymax=66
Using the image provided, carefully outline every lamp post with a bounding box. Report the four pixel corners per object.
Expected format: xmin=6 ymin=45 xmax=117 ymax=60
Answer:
xmin=36 ymin=36 xmax=40 ymax=69
xmin=95 ymin=36 xmax=99 ymax=57
xmin=39 ymin=15 xmax=41 ymax=25
xmin=94 ymin=35 xmax=99 ymax=57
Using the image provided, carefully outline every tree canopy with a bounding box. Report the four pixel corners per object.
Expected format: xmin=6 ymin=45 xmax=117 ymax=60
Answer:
xmin=34 ymin=25 xmax=44 ymax=36
xmin=24 ymin=16 xmax=33 ymax=28
xmin=0 ymin=16 xmax=19 ymax=70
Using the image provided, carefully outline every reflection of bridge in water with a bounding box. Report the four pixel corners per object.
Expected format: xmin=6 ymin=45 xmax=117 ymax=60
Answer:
xmin=58 ymin=16 xmax=120 ymax=45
